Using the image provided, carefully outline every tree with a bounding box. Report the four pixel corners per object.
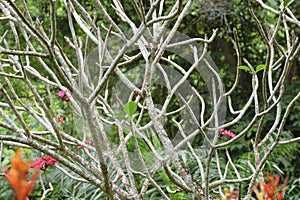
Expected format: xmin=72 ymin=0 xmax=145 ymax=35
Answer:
xmin=0 ymin=0 xmax=299 ymax=199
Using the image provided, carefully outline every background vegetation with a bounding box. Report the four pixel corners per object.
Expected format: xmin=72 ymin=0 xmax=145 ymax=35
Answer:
xmin=0 ymin=0 xmax=299 ymax=199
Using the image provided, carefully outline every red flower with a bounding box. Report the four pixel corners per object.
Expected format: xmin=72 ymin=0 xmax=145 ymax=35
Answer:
xmin=4 ymin=149 xmax=39 ymax=200
xmin=220 ymin=129 xmax=236 ymax=138
xmin=64 ymin=96 xmax=69 ymax=101
xmin=58 ymin=116 xmax=64 ymax=123
xmin=57 ymin=90 xmax=69 ymax=102
xmin=31 ymin=158 xmax=44 ymax=169
xmin=265 ymin=173 xmax=288 ymax=200
xmin=30 ymin=156 xmax=57 ymax=170
xmin=43 ymin=156 xmax=57 ymax=165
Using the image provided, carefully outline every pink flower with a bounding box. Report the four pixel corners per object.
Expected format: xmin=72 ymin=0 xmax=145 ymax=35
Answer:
xmin=57 ymin=90 xmax=69 ymax=102
xmin=220 ymin=129 xmax=236 ymax=138
xmin=57 ymin=91 xmax=65 ymax=98
xmin=30 ymin=156 xmax=57 ymax=170
xmin=43 ymin=156 xmax=57 ymax=166
xmin=57 ymin=116 xmax=64 ymax=123
xmin=31 ymin=158 xmax=44 ymax=169
xmin=64 ymin=96 xmax=69 ymax=101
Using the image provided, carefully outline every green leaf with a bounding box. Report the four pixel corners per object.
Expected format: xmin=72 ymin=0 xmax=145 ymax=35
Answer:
xmin=124 ymin=101 xmax=137 ymax=117
xmin=238 ymin=65 xmax=254 ymax=74
xmin=237 ymin=65 xmax=251 ymax=72
xmin=255 ymin=64 xmax=266 ymax=73
xmin=272 ymin=163 xmax=284 ymax=174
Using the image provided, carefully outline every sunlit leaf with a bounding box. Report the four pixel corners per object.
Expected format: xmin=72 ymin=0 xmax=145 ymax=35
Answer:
xmin=256 ymin=64 xmax=266 ymax=73
xmin=124 ymin=101 xmax=137 ymax=117
xmin=238 ymin=65 xmax=254 ymax=74
xmin=238 ymin=65 xmax=250 ymax=72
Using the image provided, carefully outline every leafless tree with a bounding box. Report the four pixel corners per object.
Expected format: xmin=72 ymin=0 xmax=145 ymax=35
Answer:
xmin=0 ymin=0 xmax=299 ymax=199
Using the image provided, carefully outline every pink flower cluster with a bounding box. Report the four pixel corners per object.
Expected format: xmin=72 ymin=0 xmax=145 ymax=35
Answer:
xmin=78 ymin=139 xmax=94 ymax=150
xmin=30 ymin=156 xmax=57 ymax=170
xmin=57 ymin=116 xmax=64 ymax=123
xmin=220 ymin=129 xmax=236 ymax=138
xmin=57 ymin=90 xmax=69 ymax=101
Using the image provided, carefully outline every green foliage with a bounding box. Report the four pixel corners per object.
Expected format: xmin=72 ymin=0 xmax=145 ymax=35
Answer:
xmin=255 ymin=64 xmax=266 ymax=73
xmin=237 ymin=64 xmax=266 ymax=74
xmin=284 ymin=0 xmax=293 ymax=7
xmin=265 ymin=131 xmax=299 ymax=175
xmin=280 ymin=0 xmax=293 ymax=10
xmin=1 ymin=0 xmax=300 ymax=199
xmin=287 ymin=178 xmax=300 ymax=199
xmin=238 ymin=65 xmax=253 ymax=74
xmin=124 ymin=101 xmax=137 ymax=117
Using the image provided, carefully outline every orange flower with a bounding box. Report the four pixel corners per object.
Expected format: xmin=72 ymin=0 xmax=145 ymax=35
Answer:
xmin=265 ymin=173 xmax=288 ymax=200
xmin=4 ymin=149 xmax=39 ymax=200
xmin=222 ymin=187 xmax=238 ymax=200
xmin=253 ymin=173 xmax=289 ymax=200
xmin=253 ymin=181 xmax=265 ymax=200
